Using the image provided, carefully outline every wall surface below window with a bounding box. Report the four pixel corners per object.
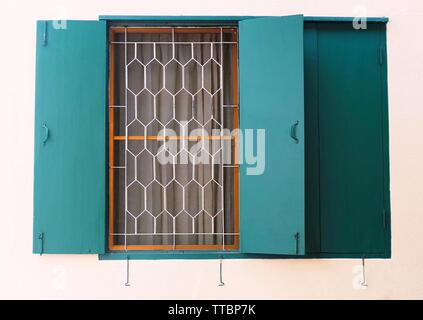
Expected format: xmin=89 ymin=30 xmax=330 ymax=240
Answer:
xmin=1 ymin=0 xmax=423 ymax=299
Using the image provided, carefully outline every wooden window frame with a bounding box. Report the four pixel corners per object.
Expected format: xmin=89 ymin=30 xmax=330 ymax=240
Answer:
xmin=108 ymin=27 xmax=239 ymax=251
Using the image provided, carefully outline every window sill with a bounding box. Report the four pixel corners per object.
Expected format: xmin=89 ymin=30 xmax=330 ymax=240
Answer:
xmin=98 ymin=251 xmax=391 ymax=260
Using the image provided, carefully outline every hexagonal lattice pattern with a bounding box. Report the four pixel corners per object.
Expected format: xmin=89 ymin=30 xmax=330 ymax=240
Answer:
xmin=111 ymin=28 xmax=237 ymax=247
xmin=184 ymin=60 xmax=203 ymax=95
xmin=127 ymin=61 xmax=145 ymax=95
xmin=165 ymin=60 xmax=183 ymax=94
xmin=127 ymin=181 xmax=145 ymax=218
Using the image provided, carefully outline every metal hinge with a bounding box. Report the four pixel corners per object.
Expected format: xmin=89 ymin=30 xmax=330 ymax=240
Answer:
xmin=42 ymin=21 xmax=48 ymax=46
xmin=382 ymin=208 xmax=388 ymax=229
xmin=294 ymin=232 xmax=300 ymax=255
xmin=38 ymin=232 xmax=44 ymax=256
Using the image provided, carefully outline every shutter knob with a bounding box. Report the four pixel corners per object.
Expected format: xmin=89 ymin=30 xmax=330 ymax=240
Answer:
xmin=42 ymin=123 xmax=49 ymax=145
xmin=290 ymin=120 xmax=299 ymax=143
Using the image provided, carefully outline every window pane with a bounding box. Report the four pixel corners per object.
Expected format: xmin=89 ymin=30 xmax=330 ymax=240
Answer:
xmin=109 ymin=27 xmax=238 ymax=250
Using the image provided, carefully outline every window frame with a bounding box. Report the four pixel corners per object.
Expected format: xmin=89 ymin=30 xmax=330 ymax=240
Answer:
xmin=98 ymin=16 xmax=390 ymax=260
xmin=107 ymin=26 xmax=240 ymax=252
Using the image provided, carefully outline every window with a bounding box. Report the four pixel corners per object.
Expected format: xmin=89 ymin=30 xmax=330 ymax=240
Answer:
xmin=33 ymin=16 xmax=390 ymax=258
xmin=108 ymin=27 xmax=239 ymax=250
xmin=304 ymin=21 xmax=390 ymax=256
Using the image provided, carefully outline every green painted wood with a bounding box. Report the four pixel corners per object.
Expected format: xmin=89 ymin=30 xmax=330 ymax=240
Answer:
xmin=99 ymin=15 xmax=389 ymax=23
xmin=379 ymin=23 xmax=392 ymax=257
xmin=99 ymin=251 xmax=390 ymax=260
xmin=303 ymin=23 xmax=321 ymax=254
xmin=33 ymin=21 xmax=106 ymax=254
xmin=316 ymin=22 xmax=389 ymax=254
xmin=239 ymin=15 xmax=305 ymax=255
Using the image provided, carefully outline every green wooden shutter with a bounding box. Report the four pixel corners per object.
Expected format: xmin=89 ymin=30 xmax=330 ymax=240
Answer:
xmin=239 ymin=15 xmax=305 ymax=255
xmin=33 ymin=21 xmax=106 ymax=254
xmin=316 ymin=23 xmax=389 ymax=255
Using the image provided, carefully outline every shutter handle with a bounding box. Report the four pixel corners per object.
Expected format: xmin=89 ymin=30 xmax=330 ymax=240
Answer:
xmin=290 ymin=120 xmax=299 ymax=143
xmin=42 ymin=123 xmax=49 ymax=145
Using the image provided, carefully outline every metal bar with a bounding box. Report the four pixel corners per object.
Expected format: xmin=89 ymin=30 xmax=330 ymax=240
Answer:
xmin=125 ymin=255 xmax=130 ymax=286
xmin=111 ymin=232 xmax=240 ymax=236
xmin=114 ymin=135 xmax=234 ymax=141
xmin=231 ymin=30 xmax=240 ymax=249
xmin=108 ymin=28 xmax=116 ymax=250
xmin=171 ymin=27 xmax=176 ymax=251
xmin=220 ymin=27 xmax=225 ymax=250
xmin=361 ymin=256 xmax=368 ymax=287
xmin=124 ymin=27 xmax=128 ymax=252
xmin=110 ymin=25 xmax=235 ymax=28
xmin=111 ymin=41 xmax=237 ymax=45
xmin=218 ymin=257 xmax=225 ymax=286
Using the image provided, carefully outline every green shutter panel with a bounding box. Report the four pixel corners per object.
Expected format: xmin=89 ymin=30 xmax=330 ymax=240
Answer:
xmin=316 ymin=23 xmax=389 ymax=254
xmin=33 ymin=21 xmax=106 ymax=254
xmin=239 ymin=15 xmax=305 ymax=255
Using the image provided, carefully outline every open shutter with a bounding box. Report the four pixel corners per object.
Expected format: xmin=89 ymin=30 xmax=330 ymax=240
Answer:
xmin=33 ymin=21 xmax=106 ymax=254
xmin=239 ymin=15 xmax=305 ymax=255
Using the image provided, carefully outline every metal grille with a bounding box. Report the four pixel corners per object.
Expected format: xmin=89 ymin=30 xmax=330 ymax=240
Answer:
xmin=109 ymin=27 xmax=239 ymax=250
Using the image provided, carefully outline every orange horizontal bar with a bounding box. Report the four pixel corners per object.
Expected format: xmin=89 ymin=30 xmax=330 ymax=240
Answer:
xmin=109 ymin=243 xmax=239 ymax=251
xmin=114 ymin=135 xmax=234 ymax=141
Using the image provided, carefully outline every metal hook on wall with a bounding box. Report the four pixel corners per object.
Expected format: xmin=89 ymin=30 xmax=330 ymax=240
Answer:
xmin=125 ymin=255 xmax=130 ymax=287
xmin=218 ymin=257 xmax=225 ymax=287
xmin=361 ymin=256 xmax=368 ymax=287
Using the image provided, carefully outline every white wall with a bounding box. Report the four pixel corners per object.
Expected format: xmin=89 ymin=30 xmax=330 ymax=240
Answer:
xmin=1 ymin=0 xmax=423 ymax=299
